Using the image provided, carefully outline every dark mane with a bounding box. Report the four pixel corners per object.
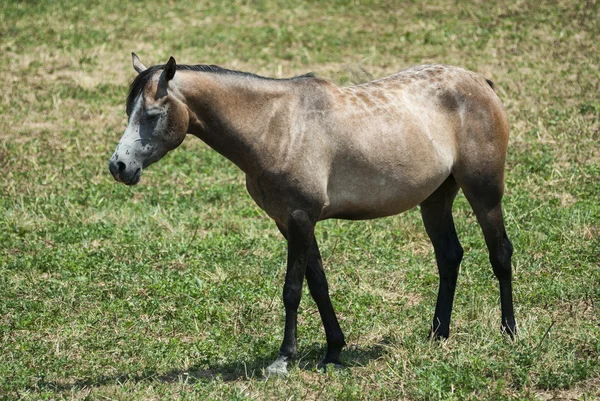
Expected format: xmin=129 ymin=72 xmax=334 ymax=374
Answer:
xmin=126 ymin=64 xmax=315 ymax=116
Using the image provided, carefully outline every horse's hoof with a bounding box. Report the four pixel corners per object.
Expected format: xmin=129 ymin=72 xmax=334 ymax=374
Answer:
xmin=429 ymin=329 xmax=449 ymax=342
xmin=317 ymin=360 xmax=344 ymax=373
xmin=501 ymin=324 xmax=517 ymax=340
xmin=265 ymin=356 xmax=290 ymax=378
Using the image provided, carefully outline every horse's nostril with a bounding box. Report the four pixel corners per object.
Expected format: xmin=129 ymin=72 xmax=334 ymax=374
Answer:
xmin=117 ymin=161 xmax=126 ymax=173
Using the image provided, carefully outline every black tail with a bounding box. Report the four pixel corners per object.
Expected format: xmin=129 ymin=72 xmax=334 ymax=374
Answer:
xmin=485 ymin=78 xmax=495 ymax=90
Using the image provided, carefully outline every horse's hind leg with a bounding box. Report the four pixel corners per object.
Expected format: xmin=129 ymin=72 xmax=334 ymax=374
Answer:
xmin=420 ymin=175 xmax=463 ymax=339
xmin=457 ymin=172 xmax=516 ymax=337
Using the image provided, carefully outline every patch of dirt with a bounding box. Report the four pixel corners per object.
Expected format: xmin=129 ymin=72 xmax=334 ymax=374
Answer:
xmin=535 ymin=377 xmax=600 ymax=401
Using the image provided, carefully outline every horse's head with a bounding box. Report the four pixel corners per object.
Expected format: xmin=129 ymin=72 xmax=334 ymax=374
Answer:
xmin=109 ymin=54 xmax=189 ymax=185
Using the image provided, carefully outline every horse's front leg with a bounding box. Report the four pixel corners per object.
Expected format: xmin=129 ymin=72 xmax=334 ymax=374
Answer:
xmin=306 ymin=238 xmax=345 ymax=370
xmin=266 ymin=210 xmax=315 ymax=377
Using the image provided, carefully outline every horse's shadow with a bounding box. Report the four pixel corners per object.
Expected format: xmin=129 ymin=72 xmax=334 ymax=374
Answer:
xmin=33 ymin=341 xmax=388 ymax=392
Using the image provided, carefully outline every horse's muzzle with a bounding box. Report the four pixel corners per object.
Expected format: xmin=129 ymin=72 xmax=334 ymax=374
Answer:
xmin=109 ymin=159 xmax=141 ymax=186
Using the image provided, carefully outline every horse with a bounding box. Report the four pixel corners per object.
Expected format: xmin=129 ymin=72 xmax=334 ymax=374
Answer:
xmin=109 ymin=53 xmax=516 ymax=377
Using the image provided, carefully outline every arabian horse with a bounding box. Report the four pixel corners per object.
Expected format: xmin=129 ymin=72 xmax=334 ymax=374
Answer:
xmin=109 ymin=54 xmax=516 ymax=376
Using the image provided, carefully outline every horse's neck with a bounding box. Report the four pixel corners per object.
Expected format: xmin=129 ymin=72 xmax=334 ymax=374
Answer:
xmin=177 ymin=72 xmax=294 ymax=175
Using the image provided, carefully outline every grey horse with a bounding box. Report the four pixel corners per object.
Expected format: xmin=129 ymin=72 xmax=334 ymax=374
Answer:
xmin=109 ymin=54 xmax=515 ymax=376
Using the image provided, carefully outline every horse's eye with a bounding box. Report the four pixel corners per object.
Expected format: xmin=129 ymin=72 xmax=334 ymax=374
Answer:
xmin=146 ymin=113 xmax=159 ymax=122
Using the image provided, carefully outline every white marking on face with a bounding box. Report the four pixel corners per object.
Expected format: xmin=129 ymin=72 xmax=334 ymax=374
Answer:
xmin=113 ymin=96 xmax=144 ymax=169
xmin=109 ymin=94 xmax=172 ymax=184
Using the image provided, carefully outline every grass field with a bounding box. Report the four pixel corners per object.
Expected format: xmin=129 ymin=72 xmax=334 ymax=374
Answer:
xmin=1 ymin=0 xmax=599 ymax=400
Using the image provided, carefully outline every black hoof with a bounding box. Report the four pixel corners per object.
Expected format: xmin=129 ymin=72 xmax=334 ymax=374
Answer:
xmin=501 ymin=323 xmax=517 ymax=340
xmin=429 ymin=329 xmax=449 ymax=341
xmin=317 ymin=360 xmax=344 ymax=373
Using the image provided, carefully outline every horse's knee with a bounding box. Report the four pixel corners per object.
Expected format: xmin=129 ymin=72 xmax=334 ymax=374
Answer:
xmin=490 ymin=236 xmax=513 ymax=280
xmin=306 ymin=261 xmax=328 ymax=290
xmin=437 ymin=243 xmax=463 ymax=279
xmin=503 ymin=235 xmax=513 ymax=259
xmin=447 ymin=244 xmax=464 ymax=269
xmin=283 ymin=283 xmax=302 ymax=310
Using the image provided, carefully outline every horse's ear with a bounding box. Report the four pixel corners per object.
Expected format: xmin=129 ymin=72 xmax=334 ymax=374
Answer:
xmin=131 ymin=52 xmax=147 ymax=74
xmin=164 ymin=56 xmax=176 ymax=82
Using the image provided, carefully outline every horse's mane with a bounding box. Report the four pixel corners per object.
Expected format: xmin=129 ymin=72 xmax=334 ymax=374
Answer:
xmin=126 ymin=64 xmax=315 ymax=116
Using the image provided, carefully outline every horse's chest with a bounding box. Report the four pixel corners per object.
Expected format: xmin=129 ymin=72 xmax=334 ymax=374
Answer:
xmin=245 ymin=170 xmax=328 ymax=224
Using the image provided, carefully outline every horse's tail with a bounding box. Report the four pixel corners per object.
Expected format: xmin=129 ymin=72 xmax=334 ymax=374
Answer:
xmin=485 ymin=78 xmax=495 ymax=90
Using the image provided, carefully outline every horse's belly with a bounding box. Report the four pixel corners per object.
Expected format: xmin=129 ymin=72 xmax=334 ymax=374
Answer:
xmin=320 ymin=163 xmax=450 ymax=221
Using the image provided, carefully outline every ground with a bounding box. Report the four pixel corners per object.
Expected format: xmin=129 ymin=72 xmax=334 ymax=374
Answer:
xmin=0 ymin=0 xmax=599 ymax=400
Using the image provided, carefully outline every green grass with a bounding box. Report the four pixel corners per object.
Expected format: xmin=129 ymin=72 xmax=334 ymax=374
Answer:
xmin=1 ymin=0 xmax=599 ymax=399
